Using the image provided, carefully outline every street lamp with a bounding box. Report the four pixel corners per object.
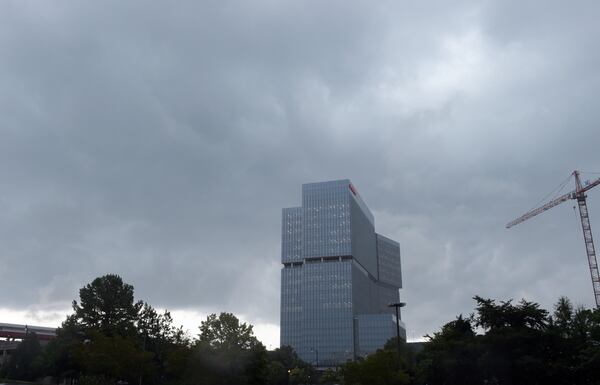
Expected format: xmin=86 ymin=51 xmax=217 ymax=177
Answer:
xmin=388 ymin=302 xmax=406 ymax=355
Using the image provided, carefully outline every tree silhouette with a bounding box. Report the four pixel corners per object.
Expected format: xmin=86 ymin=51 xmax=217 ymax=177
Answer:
xmin=198 ymin=312 xmax=260 ymax=350
xmin=73 ymin=274 xmax=142 ymax=337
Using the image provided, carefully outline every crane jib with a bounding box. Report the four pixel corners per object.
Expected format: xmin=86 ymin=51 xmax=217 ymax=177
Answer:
xmin=505 ymin=192 xmax=573 ymax=229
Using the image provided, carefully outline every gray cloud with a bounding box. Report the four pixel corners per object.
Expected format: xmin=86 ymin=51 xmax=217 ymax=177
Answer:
xmin=1 ymin=0 xmax=600 ymax=341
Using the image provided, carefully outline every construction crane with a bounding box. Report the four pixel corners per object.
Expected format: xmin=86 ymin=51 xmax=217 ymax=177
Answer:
xmin=506 ymin=170 xmax=600 ymax=308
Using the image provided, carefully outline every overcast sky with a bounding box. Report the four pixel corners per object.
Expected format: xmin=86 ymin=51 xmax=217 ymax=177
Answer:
xmin=1 ymin=0 xmax=600 ymax=346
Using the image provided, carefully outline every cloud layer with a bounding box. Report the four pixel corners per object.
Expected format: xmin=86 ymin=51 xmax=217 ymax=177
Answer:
xmin=1 ymin=0 xmax=600 ymax=343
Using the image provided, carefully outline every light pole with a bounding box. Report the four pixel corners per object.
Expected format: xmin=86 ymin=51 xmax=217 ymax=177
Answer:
xmin=388 ymin=302 xmax=406 ymax=356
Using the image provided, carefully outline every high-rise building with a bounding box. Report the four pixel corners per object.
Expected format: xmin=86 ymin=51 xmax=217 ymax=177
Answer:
xmin=280 ymin=179 xmax=405 ymax=367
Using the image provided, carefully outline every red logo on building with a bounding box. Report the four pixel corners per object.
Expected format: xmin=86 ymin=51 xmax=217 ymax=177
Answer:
xmin=349 ymin=183 xmax=358 ymax=196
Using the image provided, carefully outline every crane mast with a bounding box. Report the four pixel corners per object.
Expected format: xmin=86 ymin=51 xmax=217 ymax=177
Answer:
xmin=507 ymin=170 xmax=600 ymax=308
xmin=573 ymin=171 xmax=600 ymax=307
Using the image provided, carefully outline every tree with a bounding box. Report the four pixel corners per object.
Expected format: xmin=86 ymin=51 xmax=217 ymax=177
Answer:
xmin=319 ymin=368 xmax=341 ymax=384
xmin=198 ymin=312 xmax=260 ymax=350
xmin=264 ymin=346 xmax=310 ymax=385
xmin=287 ymin=366 xmax=314 ymax=385
xmin=473 ymin=296 xmax=552 ymax=385
xmin=183 ymin=313 xmax=268 ymax=385
xmin=416 ymin=315 xmax=480 ymax=385
xmin=342 ymin=350 xmax=410 ymax=385
xmin=74 ymin=330 xmax=153 ymax=384
xmin=138 ymin=302 xmax=184 ymax=342
xmin=565 ymin=306 xmax=600 ymax=384
xmin=411 ymin=297 xmax=600 ymax=385
xmin=73 ymin=274 xmax=142 ymax=337
xmin=268 ymin=345 xmax=306 ymax=371
xmin=1 ymin=332 xmax=43 ymax=381
xmin=553 ymin=296 xmax=574 ymax=337
xmin=137 ymin=302 xmax=190 ymax=384
xmin=474 ymin=296 xmax=549 ymax=332
xmin=265 ymin=360 xmax=288 ymax=385
xmin=29 ymin=274 xmax=200 ymax=385
xmin=44 ymin=274 xmax=182 ymax=384
xmin=40 ymin=315 xmax=85 ymax=379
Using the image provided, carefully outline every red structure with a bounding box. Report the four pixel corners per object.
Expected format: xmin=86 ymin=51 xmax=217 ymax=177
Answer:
xmin=0 ymin=322 xmax=57 ymax=341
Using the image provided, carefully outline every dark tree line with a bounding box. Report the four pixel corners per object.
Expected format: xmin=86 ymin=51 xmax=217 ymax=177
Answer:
xmin=414 ymin=296 xmax=600 ymax=385
xmin=324 ymin=296 xmax=600 ymax=385
xmin=1 ymin=274 xmax=310 ymax=385
xmin=4 ymin=275 xmax=600 ymax=385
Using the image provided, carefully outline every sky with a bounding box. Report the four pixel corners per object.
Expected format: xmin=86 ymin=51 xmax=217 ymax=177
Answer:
xmin=1 ymin=0 xmax=600 ymax=347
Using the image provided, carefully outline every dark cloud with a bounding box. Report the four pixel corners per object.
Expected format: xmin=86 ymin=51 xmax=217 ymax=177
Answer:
xmin=1 ymin=0 xmax=600 ymax=341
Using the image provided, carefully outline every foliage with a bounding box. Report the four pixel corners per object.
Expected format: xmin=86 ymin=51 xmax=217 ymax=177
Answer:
xmin=198 ymin=312 xmax=261 ymax=350
xmin=287 ymin=366 xmax=317 ymax=385
xmin=319 ymin=368 xmax=341 ymax=384
xmin=73 ymin=274 xmax=142 ymax=337
xmin=182 ymin=340 xmax=268 ymax=385
xmin=18 ymin=274 xmax=600 ymax=385
xmin=0 ymin=332 xmax=43 ymax=381
xmin=415 ymin=296 xmax=600 ymax=385
xmin=74 ymin=330 xmax=153 ymax=384
xmin=265 ymin=345 xmax=310 ymax=385
xmin=39 ymin=315 xmax=84 ymax=378
xmin=40 ymin=274 xmax=189 ymax=384
xmin=265 ymin=360 xmax=288 ymax=385
xmin=4 ymin=274 xmax=291 ymax=385
xmin=473 ymin=296 xmax=549 ymax=331
xmin=334 ymin=337 xmax=415 ymax=385
xmin=343 ymin=349 xmax=410 ymax=385
xmin=137 ymin=302 xmax=189 ymax=384
xmin=415 ymin=315 xmax=480 ymax=385
xmin=268 ymin=345 xmax=305 ymax=370
xmin=184 ymin=312 xmax=269 ymax=385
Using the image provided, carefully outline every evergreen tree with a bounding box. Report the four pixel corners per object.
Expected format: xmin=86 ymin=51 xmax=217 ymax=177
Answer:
xmin=184 ymin=312 xmax=268 ymax=385
xmin=73 ymin=274 xmax=142 ymax=337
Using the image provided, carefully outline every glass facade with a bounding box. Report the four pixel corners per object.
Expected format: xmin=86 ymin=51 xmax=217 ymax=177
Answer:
xmin=376 ymin=234 xmax=402 ymax=287
xmin=302 ymin=181 xmax=352 ymax=258
xmin=282 ymin=207 xmax=303 ymax=263
xmin=355 ymin=314 xmax=406 ymax=358
xmin=299 ymin=260 xmax=354 ymax=366
xmin=281 ymin=180 xmax=404 ymax=366
xmin=281 ymin=266 xmax=302 ymax=350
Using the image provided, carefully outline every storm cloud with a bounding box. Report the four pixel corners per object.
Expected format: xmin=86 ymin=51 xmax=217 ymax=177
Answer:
xmin=1 ymin=0 xmax=600 ymax=343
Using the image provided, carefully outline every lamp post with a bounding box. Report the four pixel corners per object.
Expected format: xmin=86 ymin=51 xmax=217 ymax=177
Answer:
xmin=388 ymin=302 xmax=406 ymax=355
